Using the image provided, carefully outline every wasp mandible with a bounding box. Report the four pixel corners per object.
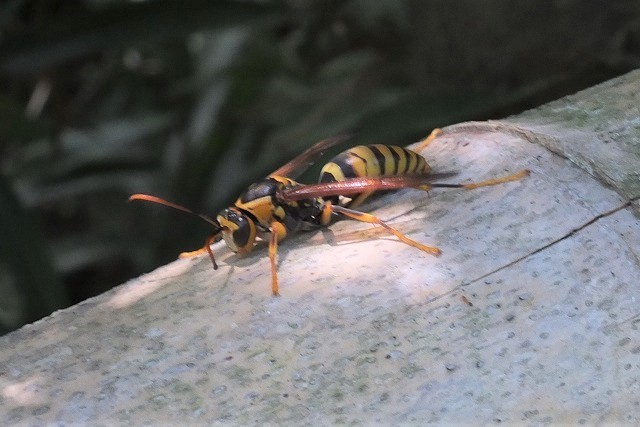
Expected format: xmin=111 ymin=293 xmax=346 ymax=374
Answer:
xmin=130 ymin=129 xmax=529 ymax=295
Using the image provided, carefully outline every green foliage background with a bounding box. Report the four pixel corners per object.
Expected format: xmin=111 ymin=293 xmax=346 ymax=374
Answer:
xmin=1 ymin=0 xmax=639 ymax=334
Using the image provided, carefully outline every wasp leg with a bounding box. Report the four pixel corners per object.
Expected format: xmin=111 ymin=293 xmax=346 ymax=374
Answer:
xmin=203 ymin=235 xmax=219 ymax=269
xmin=325 ymin=202 xmax=442 ymax=256
xmin=460 ymin=169 xmax=530 ymax=189
xmin=268 ymin=221 xmax=288 ymax=296
xmin=178 ymin=235 xmax=219 ymax=269
xmin=415 ymin=128 xmax=442 ymax=152
xmin=179 ymin=247 xmax=208 ymax=258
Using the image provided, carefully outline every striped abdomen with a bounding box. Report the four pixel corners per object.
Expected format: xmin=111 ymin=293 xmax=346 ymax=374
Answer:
xmin=319 ymin=144 xmax=431 ymax=206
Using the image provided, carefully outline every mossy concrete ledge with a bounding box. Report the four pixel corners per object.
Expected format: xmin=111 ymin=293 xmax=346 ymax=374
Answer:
xmin=1 ymin=70 xmax=639 ymax=425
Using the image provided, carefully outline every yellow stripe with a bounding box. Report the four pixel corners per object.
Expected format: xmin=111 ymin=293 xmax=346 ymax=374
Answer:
xmin=417 ymin=155 xmax=431 ymax=174
xmin=371 ymin=144 xmax=395 ymax=175
xmin=236 ymin=196 xmax=272 ymax=227
xmin=320 ymin=162 xmax=346 ymax=181
xmin=270 ymin=175 xmax=296 ymax=186
xmin=406 ymin=150 xmax=418 ymax=173
xmin=349 ymin=146 xmax=380 ymax=176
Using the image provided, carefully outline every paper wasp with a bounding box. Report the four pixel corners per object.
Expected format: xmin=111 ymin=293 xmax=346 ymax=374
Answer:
xmin=130 ymin=129 xmax=529 ymax=295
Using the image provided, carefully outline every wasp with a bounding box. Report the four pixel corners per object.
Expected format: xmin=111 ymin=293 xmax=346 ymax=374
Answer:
xmin=130 ymin=129 xmax=529 ymax=295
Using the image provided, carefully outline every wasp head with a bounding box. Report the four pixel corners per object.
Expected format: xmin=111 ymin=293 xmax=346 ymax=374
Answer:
xmin=216 ymin=207 xmax=257 ymax=254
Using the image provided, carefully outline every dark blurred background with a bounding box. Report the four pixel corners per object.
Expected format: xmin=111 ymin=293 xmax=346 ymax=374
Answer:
xmin=1 ymin=0 xmax=639 ymax=334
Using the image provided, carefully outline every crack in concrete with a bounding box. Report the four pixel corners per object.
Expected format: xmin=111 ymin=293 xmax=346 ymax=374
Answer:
xmin=463 ymin=200 xmax=634 ymax=287
xmin=618 ymin=196 xmax=640 ymax=268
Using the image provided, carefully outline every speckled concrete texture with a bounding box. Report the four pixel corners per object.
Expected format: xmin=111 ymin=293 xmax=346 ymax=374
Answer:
xmin=1 ymin=71 xmax=639 ymax=425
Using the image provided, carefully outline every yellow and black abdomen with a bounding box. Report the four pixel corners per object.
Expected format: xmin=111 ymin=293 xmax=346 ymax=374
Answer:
xmin=319 ymin=144 xmax=431 ymax=207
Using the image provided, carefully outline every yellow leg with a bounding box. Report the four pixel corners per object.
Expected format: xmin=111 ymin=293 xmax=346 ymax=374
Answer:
xmin=179 ymin=247 xmax=208 ymax=258
xmin=268 ymin=221 xmax=287 ymax=296
xmin=329 ymin=204 xmax=441 ymax=256
xmin=179 ymin=235 xmax=219 ymax=269
xmin=415 ymin=128 xmax=442 ymax=152
xmin=461 ymin=169 xmax=530 ymax=189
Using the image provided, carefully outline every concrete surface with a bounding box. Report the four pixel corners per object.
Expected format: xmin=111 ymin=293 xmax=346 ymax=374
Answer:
xmin=1 ymin=70 xmax=639 ymax=425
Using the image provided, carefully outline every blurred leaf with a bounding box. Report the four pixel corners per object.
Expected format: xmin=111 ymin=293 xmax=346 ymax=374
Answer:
xmin=0 ymin=94 xmax=50 ymax=143
xmin=0 ymin=0 xmax=283 ymax=75
xmin=316 ymin=49 xmax=378 ymax=81
xmin=15 ymin=114 xmax=173 ymax=172
xmin=0 ymin=175 xmax=68 ymax=333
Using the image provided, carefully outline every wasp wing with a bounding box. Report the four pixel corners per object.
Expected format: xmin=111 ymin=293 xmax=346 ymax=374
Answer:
xmin=269 ymin=133 xmax=353 ymax=179
xmin=278 ymin=173 xmax=460 ymax=202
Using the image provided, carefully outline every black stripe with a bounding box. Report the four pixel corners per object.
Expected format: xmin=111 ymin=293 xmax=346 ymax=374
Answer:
xmin=331 ymin=153 xmax=358 ymax=180
xmin=319 ymin=170 xmax=336 ymax=183
xmin=349 ymin=151 xmax=368 ymax=177
xmin=367 ymin=145 xmax=388 ymax=177
xmin=389 ymin=147 xmax=401 ymax=175
xmin=402 ymin=147 xmax=417 ymax=174
xmin=405 ymin=150 xmax=427 ymax=175
xmin=416 ymin=153 xmax=428 ymax=173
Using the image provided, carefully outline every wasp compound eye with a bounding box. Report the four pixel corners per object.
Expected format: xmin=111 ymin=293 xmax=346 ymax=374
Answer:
xmin=217 ymin=208 xmax=257 ymax=254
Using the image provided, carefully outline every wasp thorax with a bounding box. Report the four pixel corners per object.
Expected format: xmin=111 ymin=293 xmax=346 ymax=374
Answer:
xmin=217 ymin=207 xmax=257 ymax=254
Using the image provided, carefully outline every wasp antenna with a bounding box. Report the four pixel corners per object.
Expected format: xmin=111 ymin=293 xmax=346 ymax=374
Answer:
xmin=129 ymin=193 xmax=220 ymax=229
xmin=129 ymin=193 xmax=195 ymax=213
